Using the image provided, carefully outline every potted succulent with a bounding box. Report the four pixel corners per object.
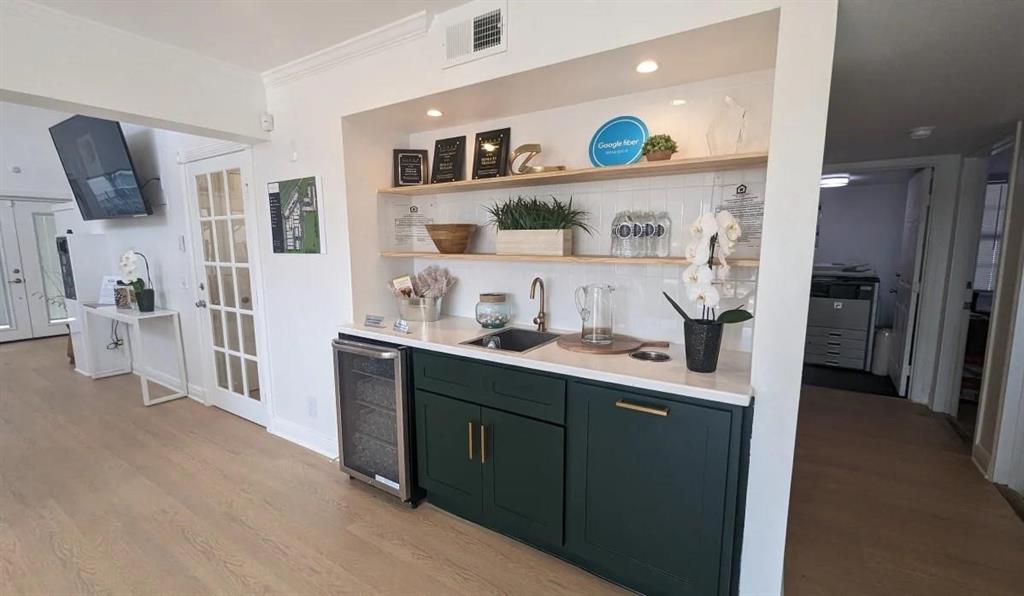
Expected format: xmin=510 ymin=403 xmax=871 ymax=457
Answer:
xmin=642 ymin=134 xmax=678 ymax=161
xmin=485 ymin=195 xmax=593 ymax=256
xmin=663 ymin=211 xmax=752 ymax=372
xmin=119 ymin=249 xmax=155 ymax=312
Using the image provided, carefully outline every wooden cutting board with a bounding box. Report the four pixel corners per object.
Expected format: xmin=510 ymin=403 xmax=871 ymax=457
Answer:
xmin=556 ymin=333 xmax=670 ymax=354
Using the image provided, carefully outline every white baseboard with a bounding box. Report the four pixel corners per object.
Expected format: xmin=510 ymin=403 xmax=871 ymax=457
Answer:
xmin=267 ymin=417 xmax=339 ymax=459
xmin=187 ymin=382 xmax=207 ymax=404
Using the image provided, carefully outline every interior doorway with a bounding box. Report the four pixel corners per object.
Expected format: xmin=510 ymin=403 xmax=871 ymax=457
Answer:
xmin=0 ymin=199 xmax=71 ymax=342
xmin=948 ymin=145 xmax=1015 ymax=440
xmin=803 ymin=167 xmax=929 ymax=399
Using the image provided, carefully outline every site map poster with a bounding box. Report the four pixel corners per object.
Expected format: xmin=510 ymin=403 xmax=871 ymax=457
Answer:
xmin=267 ymin=176 xmax=322 ymax=254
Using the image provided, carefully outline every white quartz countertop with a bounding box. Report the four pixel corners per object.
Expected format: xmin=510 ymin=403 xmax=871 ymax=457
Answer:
xmin=340 ymin=316 xmax=752 ymax=407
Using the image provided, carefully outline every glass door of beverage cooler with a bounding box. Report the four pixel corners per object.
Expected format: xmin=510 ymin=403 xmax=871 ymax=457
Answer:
xmin=332 ymin=338 xmax=412 ymax=502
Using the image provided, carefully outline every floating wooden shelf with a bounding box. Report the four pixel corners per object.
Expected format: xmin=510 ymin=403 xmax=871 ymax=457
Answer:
xmin=380 ymin=251 xmax=759 ymax=267
xmin=378 ymin=152 xmax=768 ymax=197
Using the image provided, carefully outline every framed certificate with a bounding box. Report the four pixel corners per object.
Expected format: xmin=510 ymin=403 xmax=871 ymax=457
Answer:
xmin=431 ymin=136 xmax=466 ymax=183
xmin=471 ymin=128 xmax=510 ymax=179
xmin=393 ymin=149 xmax=428 ymax=186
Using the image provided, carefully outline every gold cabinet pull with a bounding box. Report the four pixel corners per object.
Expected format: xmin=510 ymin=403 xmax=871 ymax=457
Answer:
xmin=615 ymin=399 xmax=669 ymax=417
xmin=468 ymin=421 xmax=474 ymax=460
xmin=480 ymin=424 xmax=487 ymax=464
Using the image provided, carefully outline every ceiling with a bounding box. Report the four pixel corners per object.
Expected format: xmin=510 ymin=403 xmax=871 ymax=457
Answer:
xmin=31 ymin=0 xmax=1024 ymax=163
xmin=826 ymin=0 xmax=1024 ymax=164
xmin=347 ymin=10 xmax=778 ymax=134
xmin=33 ymin=0 xmax=465 ymax=72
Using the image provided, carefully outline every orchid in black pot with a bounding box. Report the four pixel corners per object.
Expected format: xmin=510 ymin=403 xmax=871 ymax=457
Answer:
xmin=664 ymin=210 xmax=752 ymax=373
xmin=119 ymin=250 xmax=155 ymax=312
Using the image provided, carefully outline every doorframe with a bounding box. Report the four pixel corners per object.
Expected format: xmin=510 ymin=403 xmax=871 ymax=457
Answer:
xmin=178 ymin=142 xmax=276 ymax=426
xmin=823 ymin=155 xmax=962 ymax=408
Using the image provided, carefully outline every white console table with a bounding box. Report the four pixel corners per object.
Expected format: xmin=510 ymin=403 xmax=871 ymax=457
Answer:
xmin=80 ymin=304 xmax=189 ymax=406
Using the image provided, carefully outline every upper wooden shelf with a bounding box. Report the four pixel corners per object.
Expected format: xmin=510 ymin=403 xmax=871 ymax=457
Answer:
xmin=378 ymin=152 xmax=769 ymax=197
xmin=380 ymin=251 xmax=760 ymax=268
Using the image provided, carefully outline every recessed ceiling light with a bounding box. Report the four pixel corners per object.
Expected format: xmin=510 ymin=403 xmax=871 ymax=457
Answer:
xmin=820 ymin=174 xmax=850 ymax=188
xmin=636 ymin=60 xmax=659 ymax=74
xmin=671 ymin=99 xmax=687 ymax=106
xmin=426 ymin=108 xmax=443 ymax=118
xmin=908 ymin=126 xmax=934 ymax=140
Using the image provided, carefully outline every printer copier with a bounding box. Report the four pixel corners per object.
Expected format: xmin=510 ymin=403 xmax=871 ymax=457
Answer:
xmin=805 ymin=265 xmax=880 ymax=371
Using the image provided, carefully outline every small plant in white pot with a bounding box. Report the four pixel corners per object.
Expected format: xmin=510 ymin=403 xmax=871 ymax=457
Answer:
xmin=485 ymin=195 xmax=593 ymax=256
xmin=663 ymin=210 xmax=752 ymax=372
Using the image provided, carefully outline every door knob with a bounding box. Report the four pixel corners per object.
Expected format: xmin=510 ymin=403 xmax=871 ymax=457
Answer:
xmin=889 ymin=289 xmax=897 ymax=294
xmin=195 ymin=299 xmax=207 ymax=308
xmin=7 ymin=278 xmax=23 ymax=284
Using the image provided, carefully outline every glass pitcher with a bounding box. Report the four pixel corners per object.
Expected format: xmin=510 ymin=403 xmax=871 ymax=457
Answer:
xmin=575 ymin=284 xmax=615 ymax=345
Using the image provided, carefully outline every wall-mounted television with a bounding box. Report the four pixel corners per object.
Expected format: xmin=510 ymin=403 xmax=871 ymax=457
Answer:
xmin=49 ymin=115 xmax=152 ymax=220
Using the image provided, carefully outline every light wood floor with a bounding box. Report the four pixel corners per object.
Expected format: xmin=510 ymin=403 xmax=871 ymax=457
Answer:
xmin=786 ymin=385 xmax=1024 ymax=595
xmin=0 ymin=337 xmax=623 ymax=595
xmin=3 ymin=338 xmax=1023 ymax=595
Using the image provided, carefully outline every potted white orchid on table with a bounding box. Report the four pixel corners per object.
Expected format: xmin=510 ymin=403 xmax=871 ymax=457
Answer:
xmin=119 ymin=249 xmax=155 ymax=312
xmin=663 ymin=210 xmax=752 ymax=372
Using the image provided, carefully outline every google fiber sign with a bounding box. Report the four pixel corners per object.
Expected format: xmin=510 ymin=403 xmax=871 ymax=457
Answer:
xmin=589 ymin=116 xmax=649 ymax=167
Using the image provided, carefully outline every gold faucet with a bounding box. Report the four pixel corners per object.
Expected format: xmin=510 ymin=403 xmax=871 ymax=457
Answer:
xmin=530 ymin=277 xmax=547 ymax=332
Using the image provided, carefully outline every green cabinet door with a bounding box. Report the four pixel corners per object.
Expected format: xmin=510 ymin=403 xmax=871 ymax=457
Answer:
xmin=481 ymin=407 xmax=565 ymax=550
xmin=414 ymin=390 xmax=482 ymax=521
xmin=566 ymin=382 xmax=738 ymax=596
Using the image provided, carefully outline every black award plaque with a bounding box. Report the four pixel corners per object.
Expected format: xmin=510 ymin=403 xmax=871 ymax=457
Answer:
xmin=393 ymin=149 xmax=428 ymax=186
xmin=471 ymin=128 xmax=511 ymax=179
xmin=431 ymin=136 xmax=466 ymax=183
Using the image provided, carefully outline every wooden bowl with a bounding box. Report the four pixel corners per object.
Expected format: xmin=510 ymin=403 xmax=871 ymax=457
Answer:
xmin=425 ymin=224 xmax=477 ymax=254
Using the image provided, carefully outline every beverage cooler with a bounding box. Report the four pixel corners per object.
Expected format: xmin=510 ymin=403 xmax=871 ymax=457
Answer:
xmin=332 ymin=334 xmax=419 ymax=505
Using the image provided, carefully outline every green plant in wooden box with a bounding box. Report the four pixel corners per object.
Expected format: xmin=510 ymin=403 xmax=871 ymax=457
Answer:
xmin=642 ymin=134 xmax=678 ymax=161
xmin=485 ymin=195 xmax=593 ymax=256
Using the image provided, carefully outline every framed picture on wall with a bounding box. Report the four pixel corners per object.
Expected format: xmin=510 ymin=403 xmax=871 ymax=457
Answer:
xmin=267 ymin=176 xmax=325 ymax=254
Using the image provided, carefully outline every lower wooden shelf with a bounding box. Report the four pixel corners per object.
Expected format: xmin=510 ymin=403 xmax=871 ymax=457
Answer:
xmin=380 ymin=251 xmax=759 ymax=267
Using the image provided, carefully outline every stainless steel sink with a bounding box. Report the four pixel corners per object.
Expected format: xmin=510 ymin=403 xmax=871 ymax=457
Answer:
xmin=462 ymin=328 xmax=561 ymax=353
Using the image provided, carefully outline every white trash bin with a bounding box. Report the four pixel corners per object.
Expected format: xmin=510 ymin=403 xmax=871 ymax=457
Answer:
xmin=872 ymin=328 xmax=892 ymax=376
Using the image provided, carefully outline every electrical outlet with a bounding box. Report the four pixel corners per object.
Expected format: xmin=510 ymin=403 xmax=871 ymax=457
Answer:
xmin=307 ymin=397 xmax=317 ymax=418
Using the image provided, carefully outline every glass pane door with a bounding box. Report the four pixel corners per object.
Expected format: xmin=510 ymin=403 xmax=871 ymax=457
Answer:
xmin=195 ymin=168 xmax=260 ymax=403
xmin=32 ymin=213 xmax=69 ymax=323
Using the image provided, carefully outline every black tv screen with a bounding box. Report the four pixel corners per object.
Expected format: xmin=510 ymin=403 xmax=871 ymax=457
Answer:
xmin=49 ymin=115 xmax=151 ymax=220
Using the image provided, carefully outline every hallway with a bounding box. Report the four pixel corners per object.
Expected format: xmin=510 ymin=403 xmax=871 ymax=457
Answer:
xmin=786 ymin=386 xmax=1024 ymax=595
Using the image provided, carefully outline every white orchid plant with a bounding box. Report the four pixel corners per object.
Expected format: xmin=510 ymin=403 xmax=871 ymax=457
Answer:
xmin=664 ymin=210 xmax=753 ymax=325
xmin=118 ymin=250 xmax=151 ymax=296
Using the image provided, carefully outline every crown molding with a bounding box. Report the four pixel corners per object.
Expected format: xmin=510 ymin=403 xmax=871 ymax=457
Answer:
xmin=261 ymin=10 xmax=429 ymax=88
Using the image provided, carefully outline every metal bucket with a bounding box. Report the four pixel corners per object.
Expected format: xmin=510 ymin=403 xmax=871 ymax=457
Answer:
xmin=399 ymin=296 xmax=444 ymax=322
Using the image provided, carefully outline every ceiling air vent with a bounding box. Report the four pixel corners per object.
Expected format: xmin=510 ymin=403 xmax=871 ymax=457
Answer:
xmin=442 ymin=1 xmax=507 ymax=68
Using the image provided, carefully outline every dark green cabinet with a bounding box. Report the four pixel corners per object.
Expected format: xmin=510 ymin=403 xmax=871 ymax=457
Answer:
xmin=414 ymin=390 xmax=482 ymax=520
xmin=566 ymin=381 xmax=747 ymax=596
xmin=412 ymin=349 xmax=749 ymax=596
xmin=482 ymin=408 xmax=564 ymax=549
xmin=414 ymin=383 xmax=565 ymax=549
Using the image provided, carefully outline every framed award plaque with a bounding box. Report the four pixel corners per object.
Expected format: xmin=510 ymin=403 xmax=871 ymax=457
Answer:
xmin=393 ymin=149 xmax=429 ymax=186
xmin=431 ymin=136 xmax=466 ymax=183
xmin=471 ymin=128 xmax=511 ymax=179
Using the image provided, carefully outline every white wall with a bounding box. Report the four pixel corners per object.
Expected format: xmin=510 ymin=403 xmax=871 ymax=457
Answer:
xmin=0 ymin=101 xmax=73 ymax=199
xmin=0 ymin=0 xmax=268 ymax=143
xmin=815 ymin=182 xmax=909 ymax=327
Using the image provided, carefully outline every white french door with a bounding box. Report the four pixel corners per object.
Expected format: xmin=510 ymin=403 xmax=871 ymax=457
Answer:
xmin=0 ymin=201 xmax=32 ymax=342
xmin=184 ymin=151 xmax=268 ymax=425
xmin=0 ymin=199 xmax=70 ymax=343
xmin=888 ymin=168 xmax=933 ymax=396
